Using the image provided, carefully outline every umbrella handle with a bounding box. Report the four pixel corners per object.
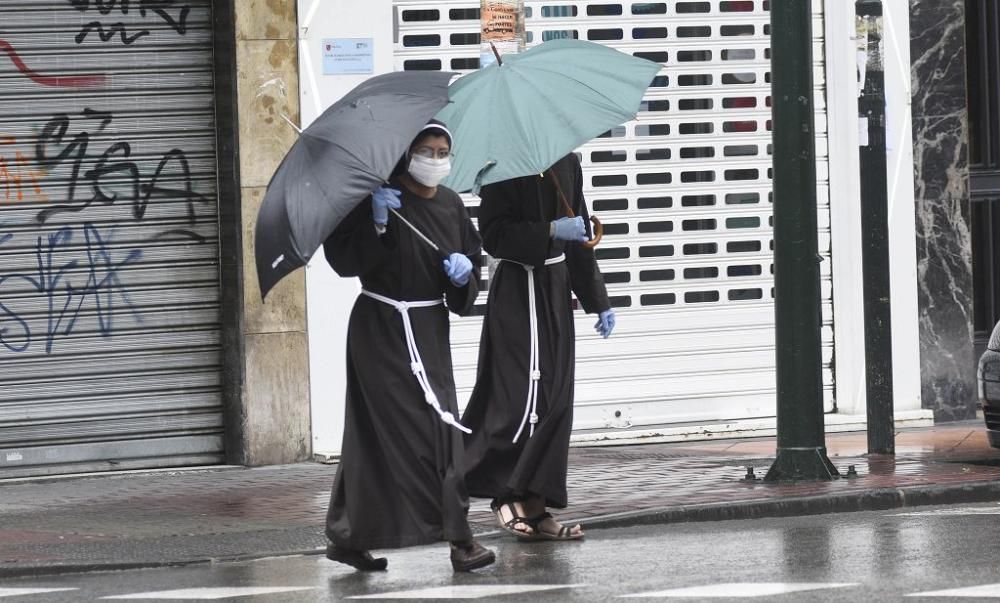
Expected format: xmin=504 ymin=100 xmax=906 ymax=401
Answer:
xmin=546 ymin=168 xmax=603 ymax=249
xmin=584 ymin=216 xmax=603 ymax=249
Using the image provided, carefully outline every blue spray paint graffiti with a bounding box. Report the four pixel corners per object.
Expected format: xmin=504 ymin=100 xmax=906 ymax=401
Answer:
xmin=3 ymin=0 xmax=204 ymax=358
xmin=0 ymin=223 xmax=143 ymax=354
xmin=0 ymin=107 xmax=207 ymax=356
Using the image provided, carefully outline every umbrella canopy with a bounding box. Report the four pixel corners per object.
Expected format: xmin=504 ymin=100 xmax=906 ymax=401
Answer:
xmin=435 ymin=39 xmax=662 ymax=194
xmin=255 ymin=71 xmax=455 ymax=299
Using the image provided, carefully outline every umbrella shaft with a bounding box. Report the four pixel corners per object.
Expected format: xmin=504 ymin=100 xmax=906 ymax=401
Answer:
xmin=388 ymin=207 xmax=441 ymax=252
xmin=545 ymin=169 xmax=576 ymax=218
xmin=491 ymin=43 xmax=504 ymax=66
xmin=280 ymin=113 xmax=302 ymax=134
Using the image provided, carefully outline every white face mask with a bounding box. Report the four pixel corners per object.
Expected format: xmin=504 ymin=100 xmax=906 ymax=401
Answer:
xmin=408 ymin=154 xmax=452 ymax=188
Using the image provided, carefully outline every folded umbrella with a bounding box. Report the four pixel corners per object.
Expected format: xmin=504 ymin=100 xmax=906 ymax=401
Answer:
xmin=255 ymin=71 xmax=455 ymax=299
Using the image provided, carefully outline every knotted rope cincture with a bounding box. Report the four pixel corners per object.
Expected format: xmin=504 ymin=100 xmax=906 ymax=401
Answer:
xmin=500 ymin=254 xmax=566 ymax=443
xmin=362 ymin=290 xmax=472 ymax=434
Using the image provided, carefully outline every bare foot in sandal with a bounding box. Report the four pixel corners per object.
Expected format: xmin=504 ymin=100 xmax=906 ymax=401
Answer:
xmin=534 ymin=513 xmax=584 ymax=540
xmin=524 ymin=497 xmax=584 ymax=540
xmin=491 ymin=499 xmax=536 ymax=539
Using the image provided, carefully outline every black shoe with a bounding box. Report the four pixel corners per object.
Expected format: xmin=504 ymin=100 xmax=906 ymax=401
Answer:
xmin=326 ymin=544 xmax=387 ymax=571
xmin=450 ymin=539 xmax=496 ymax=572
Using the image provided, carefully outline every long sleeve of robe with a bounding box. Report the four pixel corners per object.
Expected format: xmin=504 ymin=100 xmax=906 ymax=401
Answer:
xmin=476 ymin=177 xmax=552 ymax=268
xmin=461 ymin=153 xmax=611 ymax=508
xmin=565 ymin=156 xmax=612 ymax=314
xmin=324 ymin=183 xmax=482 ymax=550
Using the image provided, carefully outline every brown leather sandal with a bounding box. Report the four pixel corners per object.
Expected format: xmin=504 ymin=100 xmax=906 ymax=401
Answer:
xmin=490 ymin=499 xmax=540 ymax=541
xmin=529 ymin=512 xmax=584 ymax=541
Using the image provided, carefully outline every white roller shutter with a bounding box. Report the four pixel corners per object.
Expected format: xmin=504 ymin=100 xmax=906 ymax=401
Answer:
xmin=393 ymin=0 xmax=834 ymax=436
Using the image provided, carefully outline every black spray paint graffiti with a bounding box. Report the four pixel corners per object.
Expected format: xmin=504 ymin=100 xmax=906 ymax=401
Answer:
xmin=70 ymin=0 xmax=191 ymax=45
xmin=35 ymin=108 xmax=210 ymax=243
xmin=0 ymin=223 xmax=143 ymax=354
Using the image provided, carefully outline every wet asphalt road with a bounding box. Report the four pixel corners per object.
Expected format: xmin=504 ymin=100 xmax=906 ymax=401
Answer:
xmin=4 ymin=502 xmax=1000 ymax=601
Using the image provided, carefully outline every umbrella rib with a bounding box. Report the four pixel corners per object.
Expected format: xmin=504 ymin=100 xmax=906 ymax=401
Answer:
xmin=536 ymin=63 xmax=646 ymax=140
xmin=526 ymin=62 xmax=640 ymax=114
xmin=495 ymin=70 xmax=538 ymax=176
xmin=300 ymin=136 xmax=385 ymax=180
xmin=504 ymin=67 xmax=596 ymax=152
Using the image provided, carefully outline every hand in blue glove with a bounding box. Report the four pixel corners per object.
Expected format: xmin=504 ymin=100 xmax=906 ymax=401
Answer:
xmin=443 ymin=252 xmax=474 ymax=287
xmin=594 ymin=308 xmax=616 ymax=339
xmin=551 ymin=216 xmax=588 ymax=242
xmin=371 ymin=186 xmax=402 ymax=225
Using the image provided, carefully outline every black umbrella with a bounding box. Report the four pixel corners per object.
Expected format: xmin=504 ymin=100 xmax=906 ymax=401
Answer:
xmin=255 ymin=71 xmax=455 ymax=299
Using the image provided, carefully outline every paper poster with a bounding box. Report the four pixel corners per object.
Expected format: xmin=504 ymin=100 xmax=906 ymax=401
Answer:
xmin=480 ymin=0 xmax=524 ymax=68
xmin=482 ymin=1 xmax=518 ymax=42
xmin=323 ymin=38 xmax=374 ymax=75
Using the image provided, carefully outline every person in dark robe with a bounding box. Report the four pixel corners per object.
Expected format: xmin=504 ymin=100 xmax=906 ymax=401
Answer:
xmin=323 ymin=123 xmax=495 ymax=572
xmin=461 ymin=152 xmax=616 ymax=541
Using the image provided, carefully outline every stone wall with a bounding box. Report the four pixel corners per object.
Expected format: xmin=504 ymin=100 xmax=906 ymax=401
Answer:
xmin=227 ymin=0 xmax=311 ymax=464
xmin=909 ymin=0 xmax=977 ymax=421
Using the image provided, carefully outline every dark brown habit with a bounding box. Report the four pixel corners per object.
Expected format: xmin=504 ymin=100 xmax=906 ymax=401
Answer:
xmin=461 ymin=153 xmax=611 ymax=508
xmin=324 ymin=181 xmax=482 ymax=550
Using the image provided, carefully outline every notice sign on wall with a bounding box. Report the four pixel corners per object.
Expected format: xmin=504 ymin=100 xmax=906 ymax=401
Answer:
xmin=323 ymin=38 xmax=374 ymax=75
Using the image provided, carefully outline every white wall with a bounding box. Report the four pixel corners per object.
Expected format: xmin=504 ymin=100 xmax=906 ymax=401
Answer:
xmin=824 ymin=0 xmax=921 ymax=416
xmin=883 ymin=0 xmax=922 ymax=414
xmin=299 ymin=0 xmax=396 ymax=456
xmin=825 ymin=1 xmax=866 ymax=416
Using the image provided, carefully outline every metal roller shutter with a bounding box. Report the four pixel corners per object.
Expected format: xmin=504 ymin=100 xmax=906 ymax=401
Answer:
xmin=393 ymin=0 xmax=834 ymax=437
xmin=0 ymin=0 xmax=224 ymax=478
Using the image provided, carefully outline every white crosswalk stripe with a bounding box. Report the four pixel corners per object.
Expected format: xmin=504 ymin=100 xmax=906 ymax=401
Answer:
xmin=906 ymin=584 xmax=1000 ymax=597
xmin=890 ymin=505 xmax=1000 ymax=516
xmin=103 ymin=587 xmax=316 ymax=600
xmin=23 ymin=579 xmax=1000 ymax=600
xmin=0 ymin=589 xmax=78 ymax=599
xmin=348 ymin=584 xmax=586 ymax=599
xmin=620 ymin=583 xmax=858 ymax=598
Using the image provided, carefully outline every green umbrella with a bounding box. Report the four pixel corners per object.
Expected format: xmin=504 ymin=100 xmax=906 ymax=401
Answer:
xmin=436 ymin=39 xmax=662 ymax=195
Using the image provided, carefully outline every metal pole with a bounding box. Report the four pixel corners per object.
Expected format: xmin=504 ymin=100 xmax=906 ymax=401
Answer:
xmin=856 ymin=0 xmax=895 ymax=455
xmin=764 ymin=0 xmax=839 ymax=482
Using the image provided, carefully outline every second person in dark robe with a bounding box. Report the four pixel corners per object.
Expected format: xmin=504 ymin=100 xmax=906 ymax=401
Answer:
xmin=461 ymin=152 xmax=616 ymax=541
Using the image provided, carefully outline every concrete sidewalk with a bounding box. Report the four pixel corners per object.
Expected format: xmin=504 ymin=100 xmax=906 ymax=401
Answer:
xmin=2 ymin=422 xmax=1000 ymax=577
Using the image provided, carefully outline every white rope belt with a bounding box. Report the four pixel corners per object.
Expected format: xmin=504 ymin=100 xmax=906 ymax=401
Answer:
xmin=361 ymin=290 xmax=472 ymax=434
xmin=499 ymin=254 xmax=566 ymax=443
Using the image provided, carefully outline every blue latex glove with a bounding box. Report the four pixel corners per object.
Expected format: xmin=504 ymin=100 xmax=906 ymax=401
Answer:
xmin=551 ymin=216 xmax=588 ymax=242
xmin=443 ymin=252 xmax=474 ymax=287
xmin=371 ymin=186 xmax=402 ymax=225
xmin=594 ymin=308 xmax=616 ymax=339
